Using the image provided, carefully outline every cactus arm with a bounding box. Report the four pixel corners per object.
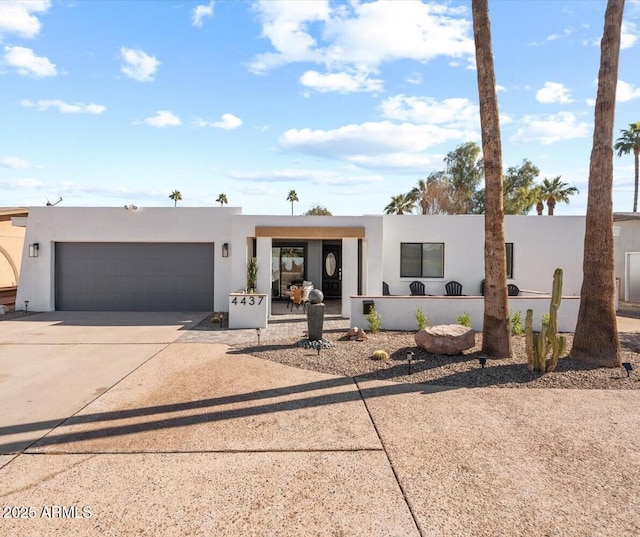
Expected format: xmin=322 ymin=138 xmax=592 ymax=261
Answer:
xmin=525 ymin=309 xmax=534 ymax=371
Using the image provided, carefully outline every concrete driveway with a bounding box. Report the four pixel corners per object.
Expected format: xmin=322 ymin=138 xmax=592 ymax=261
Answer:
xmin=1 ymin=312 xmax=639 ymax=536
xmin=0 ymin=312 xmax=209 ymax=453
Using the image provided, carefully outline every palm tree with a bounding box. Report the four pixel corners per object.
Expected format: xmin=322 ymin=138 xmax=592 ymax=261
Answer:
xmin=216 ymin=193 xmax=228 ymax=207
xmin=169 ymin=190 xmax=182 ymax=207
xmin=384 ymin=193 xmax=415 ymax=215
xmin=472 ymin=0 xmax=511 ymax=358
xmin=571 ymin=0 xmax=623 ymax=367
xmin=538 ymin=176 xmax=579 ymax=215
xmin=614 ymin=121 xmax=640 ymax=212
xmin=286 ymin=190 xmax=299 ymax=215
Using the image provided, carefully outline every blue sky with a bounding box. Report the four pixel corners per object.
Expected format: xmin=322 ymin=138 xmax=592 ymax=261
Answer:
xmin=1 ymin=0 xmax=639 ymax=215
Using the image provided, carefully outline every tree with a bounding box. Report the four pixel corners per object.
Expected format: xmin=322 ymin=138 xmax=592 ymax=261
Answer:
xmin=216 ymin=193 xmax=228 ymax=207
xmin=538 ymin=176 xmax=579 ymax=215
xmin=384 ymin=193 xmax=415 ymax=215
xmin=614 ymin=121 xmax=640 ymax=212
xmin=169 ymin=190 xmax=182 ymax=207
xmin=571 ymin=0 xmax=624 ymax=367
xmin=472 ymin=0 xmax=511 ymax=358
xmin=286 ymin=190 xmax=299 ymax=215
xmin=303 ymin=204 xmax=332 ymax=215
xmin=474 ymin=159 xmax=541 ymax=215
xmin=409 ymin=174 xmax=454 ymax=214
xmin=444 ymin=142 xmax=484 ymax=213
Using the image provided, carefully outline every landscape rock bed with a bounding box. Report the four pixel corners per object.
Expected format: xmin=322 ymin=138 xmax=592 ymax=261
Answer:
xmin=233 ymin=330 xmax=640 ymax=390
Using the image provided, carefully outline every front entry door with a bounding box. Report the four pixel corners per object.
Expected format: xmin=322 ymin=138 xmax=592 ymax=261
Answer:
xmin=322 ymin=244 xmax=342 ymax=298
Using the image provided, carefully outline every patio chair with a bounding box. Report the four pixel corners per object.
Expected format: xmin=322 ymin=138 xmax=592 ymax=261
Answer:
xmin=383 ymin=281 xmax=391 ymax=296
xmin=507 ymin=283 xmax=520 ymax=296
xmin=445 ymin=281 xmax=464 ymax=296
xmin=409 ymin=281 xmax=426 ymax=296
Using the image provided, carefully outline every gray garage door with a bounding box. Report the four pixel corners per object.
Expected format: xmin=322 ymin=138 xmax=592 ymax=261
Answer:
xmin=55 ymin=243 xmax=214 ymax=311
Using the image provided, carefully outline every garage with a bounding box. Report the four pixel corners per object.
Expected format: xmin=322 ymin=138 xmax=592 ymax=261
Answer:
xmin=55 ymin=243 xmax=214 ymax=311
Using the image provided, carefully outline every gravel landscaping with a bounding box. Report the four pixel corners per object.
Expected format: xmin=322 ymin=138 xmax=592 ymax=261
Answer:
xmin=233 ymin=328 xmax=640 ymax=390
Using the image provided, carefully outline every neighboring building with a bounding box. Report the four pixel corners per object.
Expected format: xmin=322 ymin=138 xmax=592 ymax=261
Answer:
xmin=0 ymin=208 xmax=28 ymax=288
xmin=614 ymin=213 xmax=640 ymax=301
xmin=15 ymin=207 xmax=587 ymax=322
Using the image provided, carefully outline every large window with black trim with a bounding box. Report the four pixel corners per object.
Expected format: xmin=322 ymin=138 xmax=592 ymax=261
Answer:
xmin=400 ymin=243 xmax=444 ymax=278
xmin=506 ymin=242 xmax=514 ymax=279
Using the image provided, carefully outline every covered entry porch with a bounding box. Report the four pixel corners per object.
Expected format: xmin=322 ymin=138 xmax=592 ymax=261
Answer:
xmin=254 ymin=225 xmax=367 ymax=319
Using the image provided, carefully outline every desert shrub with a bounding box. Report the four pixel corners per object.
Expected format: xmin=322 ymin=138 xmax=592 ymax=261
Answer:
xmin=415 ymin=307 xmax=428 ymax=331
xmin=456 ymin=312 xmax=471 ymax=327
xmin=541 ymin=312 xmax=550 ymax=330
xmin=510 ymin=311 xmax=523 ymax=336
xmin=367 ymin=307 xmax=382 ymax=333
xmin=371 ymin=350 xmax=389 ymax=361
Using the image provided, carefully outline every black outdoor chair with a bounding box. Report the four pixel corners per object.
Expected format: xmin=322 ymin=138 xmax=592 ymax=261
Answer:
xmin=507 ymin=283 xmax=520 ymax=296
xmin=445 ymin=281 xmax=464 ymax=296
xmin=383 ymin=281 xmax=391 ymax=296
xmin=409 ymin=281 xmax=426 ymax=296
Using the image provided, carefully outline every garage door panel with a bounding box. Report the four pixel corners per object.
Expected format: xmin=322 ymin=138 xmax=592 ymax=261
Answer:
xmin=56 ymin=243 xmax=214 ymax=311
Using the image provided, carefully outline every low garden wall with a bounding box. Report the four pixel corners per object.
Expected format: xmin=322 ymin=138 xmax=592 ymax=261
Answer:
xmin=349 ymin=295 xmax=580 ymax=333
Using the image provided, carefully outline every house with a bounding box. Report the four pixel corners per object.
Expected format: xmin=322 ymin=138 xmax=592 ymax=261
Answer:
xmin=0 ymin=208 xmax=28 ymax=308
xmin=14 ymin=206 xmax=589 ymax=331
xmin=613 ymin=213 xmax=640 ymax=302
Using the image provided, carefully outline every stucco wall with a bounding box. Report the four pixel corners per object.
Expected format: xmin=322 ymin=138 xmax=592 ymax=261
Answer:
xmin=350 ymin=295 xmax=580 ymax=333
xmin=17 ymin=207 xmax=240 ymax=312
xmin=614 ymin=220 xmax=640 ymax=300
xmin=0 ymin=216 xmax=25 ymax=287
xmin=381 ymin=215 xmax=585 ymax=297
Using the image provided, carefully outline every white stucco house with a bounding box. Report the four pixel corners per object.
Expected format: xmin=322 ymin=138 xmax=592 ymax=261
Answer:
xmin=13 ymin=206 xmax=592 ymax=331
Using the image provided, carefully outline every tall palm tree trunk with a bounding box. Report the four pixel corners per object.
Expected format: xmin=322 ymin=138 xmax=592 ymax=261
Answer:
xmin=634 ymin=146 xmax=639 ymax=212
xmin=571 ymin=0 xmax=623 ymax=366
xmin=472 ymin=0 xmax=511 ymax=358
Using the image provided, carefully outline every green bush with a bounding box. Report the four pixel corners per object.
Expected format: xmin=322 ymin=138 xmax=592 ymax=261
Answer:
xmin=371 ymin=350 xmax=389 ymax=361
xmin=510 ymin=311 xmax=523 ymax=336
xmin=367 ymin=307 xmax=382 ymax=333
xmin=541 ymin=312 xmax=550 ymax=330
xmin=415 ymin=307 xmax=428 ymax=331
xmin=456 ymin=312 xmax=471 ymax=327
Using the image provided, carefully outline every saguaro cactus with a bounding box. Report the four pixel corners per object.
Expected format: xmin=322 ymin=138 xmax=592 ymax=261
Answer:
xmin=525 ymin=268 xmax=566 ymax=372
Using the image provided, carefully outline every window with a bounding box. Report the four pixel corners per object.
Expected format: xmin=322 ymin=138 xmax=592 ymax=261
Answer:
xmin=506 ymin=242 xmax=514 ymax=279
xmin=400 ymin=243 xmax=444 ymax=278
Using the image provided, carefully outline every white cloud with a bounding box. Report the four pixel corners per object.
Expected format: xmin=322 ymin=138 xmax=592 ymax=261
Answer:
xmin=0 ymin=177 xmax=43 ymax=189
xmin=193 ymin=113 xmax=242 ymax=130
xmin=405 ymin=72 xmax=422 ymax=85
xmin=1 ymin=156 xmax=30 ymax=169
xmin=380 ymin=95 xmax=479 ymax=128
xmin=0 ymin=0 xmax=51 ymax=39
xmin=279 ymin=120 xmax=473 ymax=171
xmin=621 ymin=21 xmax=638 ymax=49
xmin=536 ymin=82 xmax=574 ymax=104
xmin=3 ymin=45 xmax=56 ymax=77
xmin=299 ymin=69 xmax=383 ymax=93
xmin=510 ymin=112 xmax=590 ymax=145
xmin=496 ymin=85 xmax=506 ymax=93
xmin=249 ymin=0 xmax=474 ymax=90
xmin=138 ymin=110 xmax=181 ymax=128
xmin=617 ymin=80 xmax=640 ymax=102
xmin=21 ymin=99 xmax=105 ymax=114
xmin=120 ymin=47 xmax=160 ymax=82
xmin=192 ymin=1 xmax=214 ymax=27
xmin=229 ymin=168 xmax=383 ymax=187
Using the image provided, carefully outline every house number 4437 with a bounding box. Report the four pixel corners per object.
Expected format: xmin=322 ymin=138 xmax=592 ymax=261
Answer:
xmin=231 ymin=296 xmax=264 ymax=306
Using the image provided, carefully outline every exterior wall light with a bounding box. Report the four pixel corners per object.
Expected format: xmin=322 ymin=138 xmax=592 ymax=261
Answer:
xmin=29 ymin=243 xmax=39 ymax=257
xmin=222 ymin=243 xmax=229 ymax=257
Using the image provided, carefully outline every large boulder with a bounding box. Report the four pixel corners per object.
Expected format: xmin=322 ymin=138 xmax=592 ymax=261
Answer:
xmin=415 ymin=324 xmax=476 ymax=355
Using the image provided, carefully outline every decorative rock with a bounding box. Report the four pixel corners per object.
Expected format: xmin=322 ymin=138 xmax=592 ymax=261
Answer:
xmin=0 ymin=305 xmax=8 ymax=315
xmin=346 ymin=327 xmax=367 ymax=341
xmin=307 ymin=302 xmax=325 ymax=341
xmin=414 ymin=324 xmax=476 ymax=355
xmin=296 ymin=338 xmax=333 ymax=350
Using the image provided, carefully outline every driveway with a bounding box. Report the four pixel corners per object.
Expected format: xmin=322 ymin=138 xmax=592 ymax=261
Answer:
xmin=1 ymin=312 xmax=639 ymax=536
xmin=0 ymin=312 xmax=209 ymax=453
